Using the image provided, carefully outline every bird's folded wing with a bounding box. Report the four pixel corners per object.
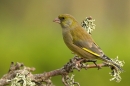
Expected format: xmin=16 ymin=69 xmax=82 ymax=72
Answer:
xmin=73 ymin=40 xmax=104 ymax=57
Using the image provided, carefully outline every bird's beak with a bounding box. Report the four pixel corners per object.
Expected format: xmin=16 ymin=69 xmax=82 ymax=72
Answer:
xmin=53 ymin=18 xmax=61 ymax=24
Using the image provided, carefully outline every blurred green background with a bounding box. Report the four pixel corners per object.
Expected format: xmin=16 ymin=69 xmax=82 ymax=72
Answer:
xmin=0 ymin=0 xmax=129 ymax=86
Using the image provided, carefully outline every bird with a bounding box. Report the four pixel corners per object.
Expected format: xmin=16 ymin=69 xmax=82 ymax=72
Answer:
xmin=53 ymin=14 xmax=122 ymax=71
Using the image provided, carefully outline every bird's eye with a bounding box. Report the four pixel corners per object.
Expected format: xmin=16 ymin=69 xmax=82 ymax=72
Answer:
xmin=61 ymin=17 xmax=65 ymax=20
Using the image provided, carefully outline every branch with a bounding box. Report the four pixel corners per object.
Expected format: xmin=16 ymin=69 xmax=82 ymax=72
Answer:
xmin=0 ymin=56 xmax=123 ymax=86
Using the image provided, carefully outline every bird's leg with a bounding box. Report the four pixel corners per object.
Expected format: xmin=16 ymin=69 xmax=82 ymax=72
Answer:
xmin=74 ymin=57 xmax=101 ymax=70
xmin=75 ymin=58 xmax=84 ymax=65
xmin=74 ymin=57 xmax=86 ymax=70
xmin=84 ymin=59 xmax=101 ymax=70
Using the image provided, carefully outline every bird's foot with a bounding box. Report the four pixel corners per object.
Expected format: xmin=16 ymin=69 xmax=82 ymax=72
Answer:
xmin=84 ymin=59 xmax=101 ymax=70
xmin=74 ymin=58 xmax=86 ymax=71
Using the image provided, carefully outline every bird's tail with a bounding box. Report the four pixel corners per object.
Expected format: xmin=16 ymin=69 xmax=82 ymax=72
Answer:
xmin=101 ymin=55 xmax=123 ymax=72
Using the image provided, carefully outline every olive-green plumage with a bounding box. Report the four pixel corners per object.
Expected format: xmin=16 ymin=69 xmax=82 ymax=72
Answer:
xmin=53 ymin=14 xmax=122 ymax=71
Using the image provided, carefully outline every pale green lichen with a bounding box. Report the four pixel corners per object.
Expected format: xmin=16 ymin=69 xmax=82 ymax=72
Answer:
xmin=109 ymin=56 xmax=125 ymax=82
xmin=64 ymin=74 xmax=80 ymax=86
xmin=109 ymin=69 xmax=122 ymax=82
xmin=112 ymin=56 xmax=125 ymax=68
xmin=11 ymin=73 xmax=36 ymax=86
xmin=81 ymin=17 xmax=96 ymax=34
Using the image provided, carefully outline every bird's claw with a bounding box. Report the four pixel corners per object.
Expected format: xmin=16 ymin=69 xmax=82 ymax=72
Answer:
xmin=84 ymin=59 xmax=101 ymax=70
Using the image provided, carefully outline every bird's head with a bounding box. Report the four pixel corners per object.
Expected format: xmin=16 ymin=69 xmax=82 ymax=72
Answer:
xmin=53 ymin=14 xmax=79 ymax=28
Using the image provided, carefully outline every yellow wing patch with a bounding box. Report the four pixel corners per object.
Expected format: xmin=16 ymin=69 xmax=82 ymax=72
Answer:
xmin=82 ymin=48 xmax=100 ymax=57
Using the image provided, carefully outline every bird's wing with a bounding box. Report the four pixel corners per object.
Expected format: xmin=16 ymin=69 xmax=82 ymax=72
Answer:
xmin=73 ymin=34 xmax=104 ymax=57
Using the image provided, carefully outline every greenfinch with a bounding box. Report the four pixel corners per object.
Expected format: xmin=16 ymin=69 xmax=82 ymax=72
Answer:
xmin=53 ymin=14 xmax=122 ymax=71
